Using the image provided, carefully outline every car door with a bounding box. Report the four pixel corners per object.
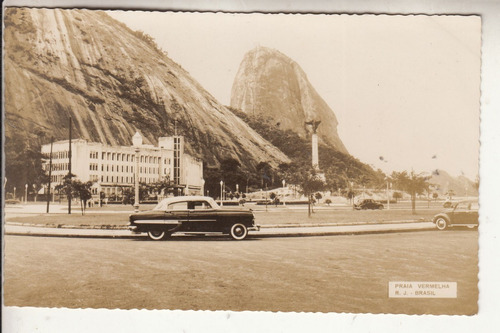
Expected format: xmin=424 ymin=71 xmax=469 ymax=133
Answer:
xmin=450 ymin=202 xmax=469 ymax=225
xmin=466 ymin=201 xmax=479 ymax=225
xmin=187 ymin=200 xmax=218 ymax=232
xmin=166 ymin=201 xmax=190 ymax=230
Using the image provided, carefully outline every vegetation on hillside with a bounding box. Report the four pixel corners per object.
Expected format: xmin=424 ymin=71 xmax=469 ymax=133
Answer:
xmin=202 ymin=107 xmax=386 ymax=199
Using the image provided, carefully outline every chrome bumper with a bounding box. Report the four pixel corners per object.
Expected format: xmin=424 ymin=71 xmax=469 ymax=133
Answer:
xmin=248 ymin=225 xmax=261 ymax=232
xmin=128 ymin=225 xmax=141 ymax=234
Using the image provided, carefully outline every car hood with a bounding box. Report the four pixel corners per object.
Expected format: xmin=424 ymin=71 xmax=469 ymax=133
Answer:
xmin=435 ymin=209 xmax=454 ymax=216
xmin=129 ymin=210 xmax=164 ymax=220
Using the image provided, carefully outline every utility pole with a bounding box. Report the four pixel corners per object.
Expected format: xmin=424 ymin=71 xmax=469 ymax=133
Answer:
xmin=46 ymin=137 xmax=54 ymax=213
xmin=68 ymin=116 xmax=72 ymax=214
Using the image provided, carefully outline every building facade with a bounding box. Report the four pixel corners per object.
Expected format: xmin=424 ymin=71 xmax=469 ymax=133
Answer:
xmin=41 ymin=134 xmax=204 ymax=200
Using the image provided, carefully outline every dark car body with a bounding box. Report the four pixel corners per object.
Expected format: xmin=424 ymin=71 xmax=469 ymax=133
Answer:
xmin=354 ymin=199 xmax=384 ymax=210
xmin=433 ymin=200 xmax=479 ymax=230
xmin=129 ymin=196 xmax=259 ymax=240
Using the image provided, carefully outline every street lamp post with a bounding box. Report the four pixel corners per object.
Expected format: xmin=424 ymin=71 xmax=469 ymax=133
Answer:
xmin=132 ymin=132 xmax=143 ymax=213
xmin=14 ymin=187 xmax=16 ymax=201
xmin=25 ymin=184 xmax=28 ymax=203
xmin=350 ymin=181 xmax=354 ymax=210
xmin=220 ymin=180 xmax=224 ymax=206
xmin=282 ymin=179 xmax=286 ymax=206
xmin=386 ymin=178 xmax=390 ymax=210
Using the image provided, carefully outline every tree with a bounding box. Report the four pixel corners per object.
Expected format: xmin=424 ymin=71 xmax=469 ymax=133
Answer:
xmin=4 ymin=134 xmax=48 ymax=199
xmin=314 ymin=192 xmax=323 ymax=203
xmin=391 ymin=171 xmax=430 ymax=214
xmin=432 ymin=192 xmax=439 ymax=201
xmin=297 ymin=168 xmax=326 ymax=217
xmin=325 ymin=199 xmax=332 ymax=206
xmin=72 ymin=180 xmax=93 ymax=215
xmin=54 ymin=173 xmax=76 ymax=204
xmin=257 ymin=161 xmax=273 ymax=188
xmin=122 ymin=188 xmax=134 ymax=205
xmin=147 ymin=176 xmax=175 ymax=198
xmin=392 ymin=191 xmax=403 ymax=203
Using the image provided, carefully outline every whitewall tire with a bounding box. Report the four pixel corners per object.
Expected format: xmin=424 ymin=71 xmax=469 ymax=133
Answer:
xmin=147 ymin=230 xmax=167 ymax=241
xmin=435 ymin=218 xmax=448 ymax=231
xmin=230 ymin=223 xmax=248 ymax=240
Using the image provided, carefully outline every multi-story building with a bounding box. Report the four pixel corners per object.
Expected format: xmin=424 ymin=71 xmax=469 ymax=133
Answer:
xmin=41 ymin=133 xmax=204 ymax=200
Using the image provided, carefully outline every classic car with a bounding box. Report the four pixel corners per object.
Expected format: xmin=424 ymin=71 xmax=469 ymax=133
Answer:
xmin=433 ymin=200 xmax=479 ymax=230
xmin=354 ymin=199 xmax=384 ymax=210
xmin=129 ymin=196 xmax=259 ymax=240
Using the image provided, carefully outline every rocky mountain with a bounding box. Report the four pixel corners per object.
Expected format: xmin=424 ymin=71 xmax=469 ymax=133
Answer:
xmin=429 ymin=169 xmax=478 ymax=198
xmin=4 ymin=8 xmax=289 ymax=169
xmin=230 ymin=46 xmax=348 ymax=154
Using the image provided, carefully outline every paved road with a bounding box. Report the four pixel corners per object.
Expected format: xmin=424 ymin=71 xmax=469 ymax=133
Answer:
xmin=4 ymin=230 xmax=478 ymax=314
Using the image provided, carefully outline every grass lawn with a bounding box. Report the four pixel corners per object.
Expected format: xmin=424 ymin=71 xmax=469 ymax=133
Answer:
xmin=6 ymin=205 xmax=441 ymax=227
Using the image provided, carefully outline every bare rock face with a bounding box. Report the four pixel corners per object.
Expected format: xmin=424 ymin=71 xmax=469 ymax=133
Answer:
xmin=230 ymin=46 xmax=348 ymax=154
xmin=429 ymin=169 xmax=478 ymax=197
xmin=4 ymin=8 xmax=289 ymax=168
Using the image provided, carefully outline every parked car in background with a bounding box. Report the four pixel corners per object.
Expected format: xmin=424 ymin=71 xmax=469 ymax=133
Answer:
xmin=433 ymin=200 xmax=479 ymax=230
xmin=129 ymin=196 xmax=259 ymax=240
xmin=354 ymin=199 xmax=384 ymax=210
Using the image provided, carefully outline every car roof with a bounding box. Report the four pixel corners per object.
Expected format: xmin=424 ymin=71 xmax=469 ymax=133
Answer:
xmin=158 ymin=196 xmax=214 ymax=205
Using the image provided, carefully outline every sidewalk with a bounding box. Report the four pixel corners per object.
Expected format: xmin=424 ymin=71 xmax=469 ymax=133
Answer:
xmin=4 ymin=221 xmax=436 ymax=238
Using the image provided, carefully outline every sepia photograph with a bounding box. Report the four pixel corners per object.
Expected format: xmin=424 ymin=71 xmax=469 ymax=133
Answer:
xmin=2 ymin=0 xmax=498 ymax=332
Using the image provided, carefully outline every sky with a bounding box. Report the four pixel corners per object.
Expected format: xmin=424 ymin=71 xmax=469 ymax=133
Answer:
xmin=108 ymin=11 xmax=481 ymax=179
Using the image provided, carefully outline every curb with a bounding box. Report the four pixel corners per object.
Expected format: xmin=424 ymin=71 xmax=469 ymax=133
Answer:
xmin=4 ymin=219 xmax=431 ymax=230
xmin=4 ymin=222 xmax=437 ymax=239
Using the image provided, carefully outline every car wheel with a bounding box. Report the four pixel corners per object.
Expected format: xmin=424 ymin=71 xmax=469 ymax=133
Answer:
xmin=230 ymin=223 xmax=248 ymax=240
xmin=147 ymin=230 xmax=167 ymax=241
xmin=435 ymin=217 xmax=448 ymax=231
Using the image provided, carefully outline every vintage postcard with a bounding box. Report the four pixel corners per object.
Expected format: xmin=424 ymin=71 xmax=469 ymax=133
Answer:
xmin=2 ymin=3 xmax=488 ymax=330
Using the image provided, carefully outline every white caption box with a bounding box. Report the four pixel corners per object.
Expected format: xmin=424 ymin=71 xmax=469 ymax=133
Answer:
xmin=389 ymin=282 xmax=457 ymax=298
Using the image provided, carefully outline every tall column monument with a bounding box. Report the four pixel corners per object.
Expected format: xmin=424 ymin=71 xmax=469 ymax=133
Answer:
xmin=305 ymin=120 xmax=321 ymax=170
